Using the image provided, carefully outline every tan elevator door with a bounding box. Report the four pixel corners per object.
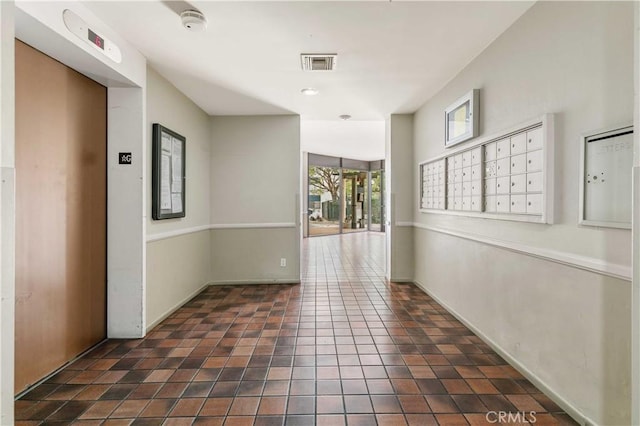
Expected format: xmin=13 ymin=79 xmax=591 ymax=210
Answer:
xmin=15 ymin=40 xmax=107 ymax=394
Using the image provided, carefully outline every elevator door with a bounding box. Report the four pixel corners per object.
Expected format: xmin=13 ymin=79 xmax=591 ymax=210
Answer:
xmin=15 ymin=40 xmax=107 ymax=394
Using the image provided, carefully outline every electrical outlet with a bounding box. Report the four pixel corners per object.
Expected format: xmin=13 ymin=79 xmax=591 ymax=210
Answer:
xmin=280 ymin=258 xmax=286 ymax=267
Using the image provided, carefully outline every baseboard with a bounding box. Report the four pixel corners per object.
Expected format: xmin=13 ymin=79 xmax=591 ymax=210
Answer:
xmin=390 ymin=277 xmax=414 ymax=283
xmin=208 ymin=279 xmax=301 ymax=285
xmin=14 ymin=338 xmax=108 ymax=400
xmin=145 ymin=282 xmax=211 ymax=333
xmin=413 ymin=279 xmax=594 ymax=426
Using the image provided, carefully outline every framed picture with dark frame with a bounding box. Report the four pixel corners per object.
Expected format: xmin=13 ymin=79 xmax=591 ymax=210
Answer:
xmin=445 ymin=89 xmax=479 ymax=148
xmin=152 ymin=123 xmax=186 ymax=220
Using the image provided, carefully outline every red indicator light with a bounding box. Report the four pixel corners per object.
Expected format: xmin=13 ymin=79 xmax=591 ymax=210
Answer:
xmin=88 ymin=29 xmax=104 ymax=50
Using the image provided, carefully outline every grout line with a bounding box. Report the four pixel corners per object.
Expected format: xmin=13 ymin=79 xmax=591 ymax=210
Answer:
xmin=15 ymin=233 xmax=577 ymax=425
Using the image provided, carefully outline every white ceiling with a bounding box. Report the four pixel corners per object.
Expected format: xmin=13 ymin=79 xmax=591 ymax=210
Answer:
xmin=85 ymin=1 xmax=534 ymax=121
xmin=301 ymin=120 xmax=386 ymax=161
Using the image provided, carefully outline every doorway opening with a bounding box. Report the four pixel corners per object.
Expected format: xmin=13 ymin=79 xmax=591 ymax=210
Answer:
xmin=305 ymin=154 xmax=385 ymax=237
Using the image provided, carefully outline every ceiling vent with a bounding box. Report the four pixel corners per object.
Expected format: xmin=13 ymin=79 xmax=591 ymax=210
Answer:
xmin=301 ymin=54 xmax=337 ymax=71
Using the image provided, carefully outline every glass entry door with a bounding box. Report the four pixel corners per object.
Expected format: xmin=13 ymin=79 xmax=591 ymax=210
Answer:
xmin=342 ymin=169 xmax=368 ymax=233
xmin=370 ymin=170 xmax=384 ymax=232
xmin=306 ymin=154 xmax=385 ymax=237
xmin=308 ymin=166 xmax=341 ymax=236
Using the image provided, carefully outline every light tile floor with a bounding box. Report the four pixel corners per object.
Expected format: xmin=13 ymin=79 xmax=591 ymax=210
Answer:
xmin=15 ymin=232 xmax=575 ymax=425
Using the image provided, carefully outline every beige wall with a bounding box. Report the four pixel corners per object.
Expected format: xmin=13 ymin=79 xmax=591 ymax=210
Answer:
xmin=633 ymin=4 xmax=640 ymax=424
xmin=147 ymin=67 xmax=211 ymax=235
xmin=414 ymin=1 xmax=633 ymax=265
xmin=145 ymin=67 xmax=212 ymax=328
xmin=145 ymin=80 xmax=302 ymax=324
xmin=210 ymin=115 xmax=301 ymax=284
xmin=210 ymin=228 xmax=299 ymax=283
xmin=386 ymin=114 xmax=414 ymax=281
xmin=414 ymin=229 xmax=630 ymax=425
xmin=412 ymin=2 xmax=633 ymax=424
xmin=146 ymin=232 xmax=210 ymax=329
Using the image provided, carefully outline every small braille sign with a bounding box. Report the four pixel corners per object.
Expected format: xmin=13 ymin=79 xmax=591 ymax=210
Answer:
xmin=119 ymin=152 xmax=132 ymax=165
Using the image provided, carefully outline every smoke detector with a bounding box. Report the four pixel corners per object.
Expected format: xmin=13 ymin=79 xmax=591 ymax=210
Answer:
xmin=181 ymin=10 xmax=207 ymax=32
xmin=301 ymin=54 xmax=337 ymax=71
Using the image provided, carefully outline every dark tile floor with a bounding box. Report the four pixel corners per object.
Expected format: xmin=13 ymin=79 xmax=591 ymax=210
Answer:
xmin=16 ymin=232 xmax=575 ymax=425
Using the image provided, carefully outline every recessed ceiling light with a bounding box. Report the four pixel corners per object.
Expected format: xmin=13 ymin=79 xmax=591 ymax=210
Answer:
xmin=339 ymin=114 xmax=352 ymax=121
xmin=301 ymin=88 xmax=319 ymax=96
